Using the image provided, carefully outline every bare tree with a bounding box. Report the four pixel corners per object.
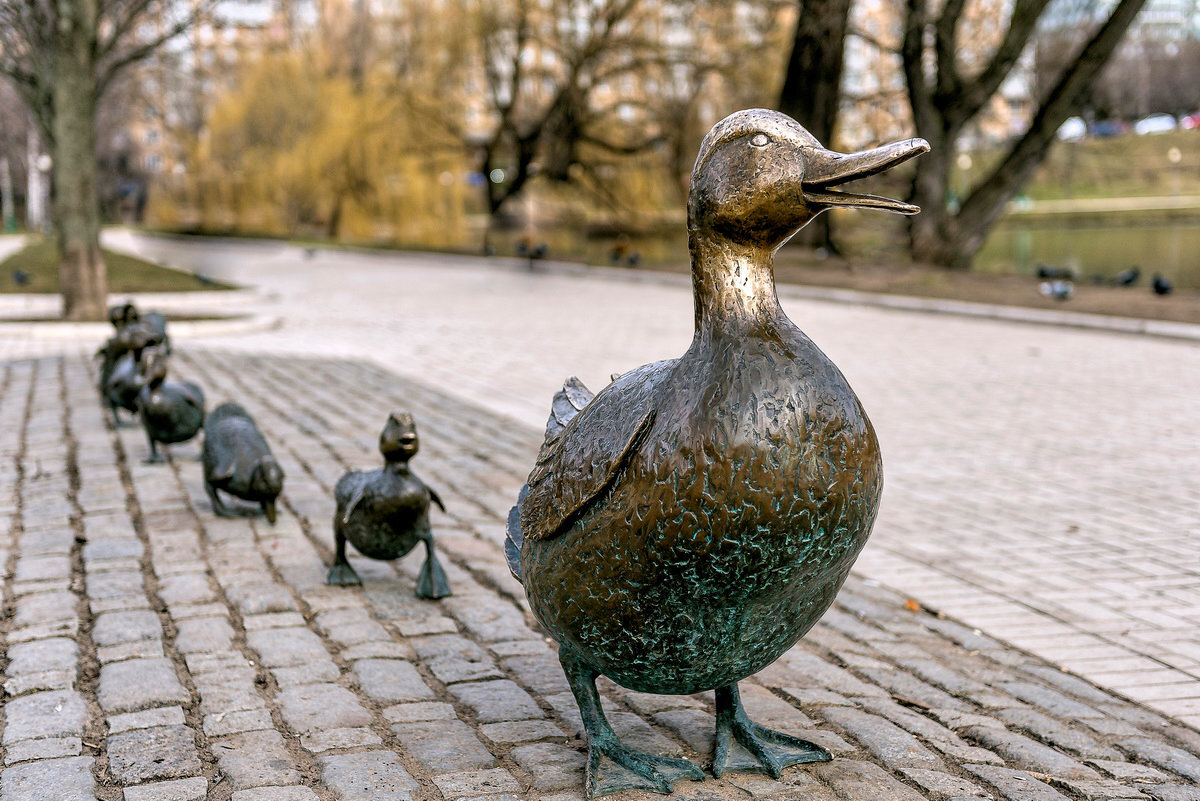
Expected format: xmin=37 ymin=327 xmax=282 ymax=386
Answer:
xmin=0 ymin=0 xmax=205 ymax=318
xmin=901 ymin=0 xmax=1150 ymax=269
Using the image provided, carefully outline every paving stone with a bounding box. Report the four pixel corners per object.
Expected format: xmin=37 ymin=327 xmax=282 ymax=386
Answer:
xmin=108 ymin=707 xmax=187 ymax=735
xmin=106 ymin=725 xmax=201 ymax=784
xmin=965 ymin=765 xmax=1074 ymax=801
xmin=82 ymin=537 xmax=143 ymax=563
xmin=814 ymin=758 xmax=927 ymax=801
xmin=15 ymin=554 xmax=71 ymax=582
xmin=174 ymin=616 xmax=235 ymax=654
xmin=242 ymin=611 xmax=307 ymax=630
xmin=4 ymin=736 xmax=83 ymax=764
xmin=4 ymin=670 xmax=77 ymax=696
xmin=999 ymin=683 xmax=1104 ymax=719
xmin=382 ymin=702 xmax=460 ymax=723
xmin=6 ymin=638 xmax=77 ymax=675
xmin=1050 ymin=777 xmax=1147 ymax=800
xmin=230 ymin=788 xmax=319 ymax=801
xmin=1118 ymin=738 xmax=1200 ymax=783
xmin=97 ymin=640 xmax=165 ymax=664
xmin=390 ymin=720 xmax=498 ymax=772
xmin=441 ymin=595 xmax=535 ymax=642
xmin=652 ymin=708 xmax=715 ymax=753
xmin=994 ymin=708 xmax=1121 ymax=759
xmin=900 ymin=768 xmax=990 ymax=799
xmin=122 ymin=776 xmax=208 ymax=801
xmin=432 ymin=767 xmax=521 ymax=798
xmin=277 ymin=683 xmax=373 ymax=734
xmin=212 ymin=730 xmax=301 ymax=789
xmin=341 ymin=641 xmax=415 ymax=661
xmin=271 ymin=660 xmax=341 ymax=688
xmin=352 ymin=658 xmax=435 ymax=702
xmin=449 ymin=679 xmax=544 ymax=723
xmin=245 ymin=627 xmax=329 ymax=668
xmin=1143 ymin=787 xmax=1200 ymax=801
xmin=1086 ymin=759 xmax=1169 ymax=781
xmin=621 ymin=691 xmax=708 ymax=716
xmin=0 ymin=756 xmax=95 ymax=801
xmin=511 ymin=743 xmax=587 ymax=791
xmin=501 ymin=655 xmax=573 ymax=695
xmin=301 ymin=726 xmax=383 ymax=753
xmin=202 ymin=708 xmax=275 ymax=737
xmin=820 ymin=706 xmax=945 ymax=770
xmin=480 ymin=720 xmax=567 ymax=743
xmin=2 ymin=690 xmax=88 ymax=744
xmin=92 ymin=610 xmax=162 ymax=647
xmin=962 ymin=726 xmax=1100 ymax=779
xmin=429 ymin=657 xmax=506 ymax=684
xmin=226 ymin=583 xmax=298 ymax=615
xmin=318 ymin=750 xmax=418 ymax=800
xmin=14 ymin=591 xmax=77 ymax=629
xmin=157 ymin=574 xmax=215 ymax=606
xmin=98 ymin=658 xmax=190 ymax=713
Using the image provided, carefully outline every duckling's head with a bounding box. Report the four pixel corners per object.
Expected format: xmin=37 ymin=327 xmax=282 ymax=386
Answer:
xmin=380 ymin=411 xmax=419 ymax=463
xmin=140 ymin=346 xmax=169 ymax=386
xmin=689 ymin=109 xmax=929 ymax=250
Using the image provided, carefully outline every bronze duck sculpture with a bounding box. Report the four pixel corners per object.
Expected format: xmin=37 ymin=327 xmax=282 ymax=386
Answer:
xmin=137 ymin=349 xmax=205 ymax=463
xmin=202 ymin=402 xmax=285 ymax=523
xmin=506 ymin=109 xmax=928 ymax=797
xmin=326 ymin=412 xmax=451 ymax=599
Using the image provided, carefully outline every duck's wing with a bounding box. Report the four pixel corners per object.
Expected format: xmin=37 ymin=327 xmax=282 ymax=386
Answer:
xmin=519 ymin=360 xmax=672 ymax=544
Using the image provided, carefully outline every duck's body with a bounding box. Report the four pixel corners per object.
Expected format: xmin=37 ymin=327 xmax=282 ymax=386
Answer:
xmin=202 ymin=402 xmax=284 ymax=523
xmin=327 ymin=413 xmax=451 ymax=599
xmin=137 ymin=350 xmax=205 ymax=462
xmin=104 ymin=349 xmax=147 ymax=423
xmin=506 ymin=109 xmax=927 ymax=798
xmin=518 ymin=329 xmax=879 ymax=696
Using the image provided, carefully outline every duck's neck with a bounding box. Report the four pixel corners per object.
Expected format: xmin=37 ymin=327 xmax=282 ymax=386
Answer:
xmin=689 ymin=231 xmax=786 ymax=339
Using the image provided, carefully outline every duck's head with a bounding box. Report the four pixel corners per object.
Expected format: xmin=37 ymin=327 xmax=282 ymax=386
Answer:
xmin=139 ymin=346 xmax=169 ymax=386
xmin=380 ymin=411 xmax=419 ymax=463
xmin=688 ymin=109 xmax=929 ymax=250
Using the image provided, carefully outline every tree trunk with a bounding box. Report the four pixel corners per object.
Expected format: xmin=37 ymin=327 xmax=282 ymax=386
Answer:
xmin=778 ymin=0 xmax=852 ymax=254
xmin=53 ymin=0 xmax=107 ymax=321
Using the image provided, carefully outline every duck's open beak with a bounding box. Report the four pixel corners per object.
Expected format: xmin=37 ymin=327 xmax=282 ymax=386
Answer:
xmin=801 ymin=138 xmax=930 ymax=214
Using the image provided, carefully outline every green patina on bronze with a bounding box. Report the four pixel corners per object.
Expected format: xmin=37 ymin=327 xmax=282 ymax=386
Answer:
xmin=506 ymin=109 xmax=929 ymax=797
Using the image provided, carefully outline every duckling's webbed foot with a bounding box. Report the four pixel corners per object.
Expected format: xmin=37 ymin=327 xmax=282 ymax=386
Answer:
xmin=327 ymin=532 xmax=363 ymax=587
xmin=415 ymin=535 xmax=451 ymax=600
xmin=712 ymin=684 xmax=830 ymax=778
xmin=560 ymin=649 xmax=703 ymax=798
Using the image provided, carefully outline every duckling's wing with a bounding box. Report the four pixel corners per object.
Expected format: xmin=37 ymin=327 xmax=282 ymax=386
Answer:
xmin=519 ymin=360 xmax=672 ymax=543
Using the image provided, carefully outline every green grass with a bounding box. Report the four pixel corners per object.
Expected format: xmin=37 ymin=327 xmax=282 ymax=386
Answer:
xmin=0 ymin=238 xmax=236 ymax=293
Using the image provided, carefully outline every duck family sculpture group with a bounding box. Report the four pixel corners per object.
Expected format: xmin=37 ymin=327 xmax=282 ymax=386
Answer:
xmin=506 ymin=109 xmax=928 ymax=797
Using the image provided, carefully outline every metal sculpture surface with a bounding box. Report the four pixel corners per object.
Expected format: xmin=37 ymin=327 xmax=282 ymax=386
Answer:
xmin=506 ymin=109 xmax=928 ymax=797
xmin=327 ymin=412 xmax=451 ymax=599
xmin=137 ymin=349 xmax=205 ymax=463
xmin=202 ymin=402 xmax=285 ymax=523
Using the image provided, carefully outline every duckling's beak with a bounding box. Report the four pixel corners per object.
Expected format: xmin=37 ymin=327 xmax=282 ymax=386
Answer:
xmin=802 ymin=138 xmax=930 ymax=214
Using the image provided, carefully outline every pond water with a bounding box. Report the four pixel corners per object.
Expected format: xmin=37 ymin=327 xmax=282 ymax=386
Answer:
xmin=975 ymin=217 xmax=1200 ymax=289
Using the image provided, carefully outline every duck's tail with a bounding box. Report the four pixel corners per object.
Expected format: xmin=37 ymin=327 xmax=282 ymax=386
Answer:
xmin=505 ymin=485 xmax=528 ymax=580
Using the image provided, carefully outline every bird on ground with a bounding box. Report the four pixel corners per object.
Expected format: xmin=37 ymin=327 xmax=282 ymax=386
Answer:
xmin=136 ymin=349 xmax=205 ymax=463
xmin=326 ymin=412 xmax=451 ymax=599
xmin=11 ymin=268 xmax=29 ymax=286
xmin=506 ymin=109 xmax=928 ymax=798
xmin=1036 ymin=263 xmax=1074 ymax=280
xmin=1039 ymin=280 xmax=1074 ymax=301
xmin=1114 ymin=266 xmax=1140 ymax=286
xmin=1153 ymin=274 xmax=1173 ymax=295
xmin=202 ymin=402 xmax=285 ymax=523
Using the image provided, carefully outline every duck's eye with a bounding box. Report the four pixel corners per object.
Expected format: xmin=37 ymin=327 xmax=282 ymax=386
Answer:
xmin=750 ymin=134 xmax=770 ymax=147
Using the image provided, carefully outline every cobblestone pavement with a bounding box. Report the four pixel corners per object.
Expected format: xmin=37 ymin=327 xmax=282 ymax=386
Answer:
xmin=5 ymin=233 xmax=1200 ymax=727
xmin=4 ymin=350 xmax=1200 ymax=801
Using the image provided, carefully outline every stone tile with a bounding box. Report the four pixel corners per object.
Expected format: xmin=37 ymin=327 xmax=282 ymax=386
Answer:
xmin=202 ymin=708 xmax=274 ymax=737
xmin=352 ymin=659 xmax=435 ymax=702
xmin=390 ymin=720 xmax=498 ymax=773
xmin=98 ymin=658 xmax=190 ymax=713
xmin=6 ymin=638 xmax=77 ymax=675
xmin=123 ymin=776 xmax=209 ymax=801
xmin=480 ymin=720 xmax=566 ymax=743
xmin=511 ymin=743 xmax=586 ymax=791
xmin=108 ymin=707 xmax=187 ymax=735
xmin=965 ymin=765 xmax=1073 ymax=801
xmin=962 ymin=726 xmax=1099 ymax=779
xmin=277 ymin=683 xmax=373 ymax=734
xmin=1118 ymin=738 xmax=1200 ymax=783
xmin=4 ymin=737 xmax=83 ymax=764
xmin=301 ymin=727 xmax=383 ymax=753
xmin=899 ymin=768 xmax=989 ymax=799
xmin=245 ymin=627 xmax=329 ymax=668
xmin=2 ymin=690 xmax=88 ymax=744
xmin=318 ymin=750 xmax=418 ymax=800
xmin=97 ymin=640 xmax=165 ymax=664
xmin=0 ymin=756 xmax=95 ymax=801
xmin=449 ymin=679 xmax=544 ymax=723
xmin=212 ymin=730 xmax=301 ymax=789
xmin=92 ymin=610 xmax=162 ymax=647
xmin=813 ymin=759 xmax=927 ymax=801
xmin=230 ymin=788 xmax=319 ymax=801
xmin=382 ymin=702 xmax=459 ymax=723
xmin=106 ymin=725 xmax=202 ymax=784
xmin=174 ymin=616 xmax=236 ymax=654
xmin=820 ymin=706 xmax=945 ymax=770
xmin=431 ymin=768 xmax=521 ymax=798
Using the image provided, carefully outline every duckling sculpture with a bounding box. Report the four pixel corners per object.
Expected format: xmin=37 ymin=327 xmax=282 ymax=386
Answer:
xmin=326 ymin=412 xmax=451 ymax=599
xmin=506 ymin=109 xmax=928 ymax=798
xmin=102 ymin=332 xmax=157 ymax=426
xmin=202 ymin=402 xmax=285 ymax=523
xmin=137 ymin=349 xmax=205 ymax=463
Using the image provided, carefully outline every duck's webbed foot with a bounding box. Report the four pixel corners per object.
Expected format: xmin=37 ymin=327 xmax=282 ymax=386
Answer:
xmin=561 ymin=649 xmax=703 ymax=798
xmin=712 ymin=684 xmax=830 ymax=778
xmin=327 ymin=532 xmax=363 ymax=587
xmin=415 ymin=535 xmax=451 ymax=600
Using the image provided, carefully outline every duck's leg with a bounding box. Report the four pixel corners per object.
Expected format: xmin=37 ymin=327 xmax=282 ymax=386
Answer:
xmin=326 ymin=529 xmax=363 ymax=586
xmin=144 ymin=431 xmax=163 ymax=464
xmin=712 ymin=683 xmax=830 ymax=778
xmin=415 ymin=528 xmax=451 ymax=600
xmin=206 ymin=481 xmax=233 ymax=517
xmin=560 ymin=648 xmax=703 ymax=798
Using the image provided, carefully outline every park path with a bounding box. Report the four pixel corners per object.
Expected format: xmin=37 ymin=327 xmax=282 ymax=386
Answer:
xmin=5 ymin=229 xmax=1200 ymax=730
xmin=3 ymin=349 xmax=1200 ymax=801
